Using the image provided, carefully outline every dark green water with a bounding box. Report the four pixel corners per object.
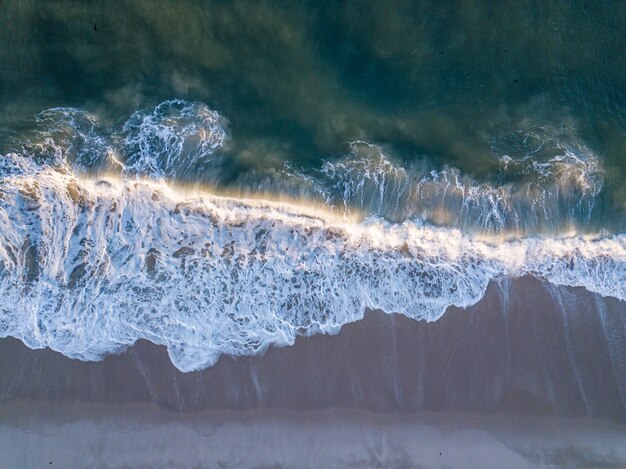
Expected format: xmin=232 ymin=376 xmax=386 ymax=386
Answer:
xmin=1 ymin=0 xmax=624 ymax=232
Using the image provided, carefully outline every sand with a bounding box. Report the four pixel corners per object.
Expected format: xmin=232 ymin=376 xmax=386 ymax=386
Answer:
xmin=2 ymin=402 xmax=625 ymax=468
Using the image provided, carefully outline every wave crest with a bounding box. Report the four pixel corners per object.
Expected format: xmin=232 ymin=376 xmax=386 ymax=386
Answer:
xmin=304 ymin=140 xmax=604 ymax=234
xmin=122 ymin=100 xmax=227 ymax=179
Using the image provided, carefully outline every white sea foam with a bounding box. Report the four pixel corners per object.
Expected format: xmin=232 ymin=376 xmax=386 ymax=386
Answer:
xmin=6 ymin=101 xmax=228 ymax=180
xmin=122 ymin=100 xmax=227 ymax=179
xmin=307 ymin=140 xmax=604 ymax=234
xmin=9 ymin=107 xmax=114 ymax=174
xmin=0 ymin=156 xmax=624 ymax=371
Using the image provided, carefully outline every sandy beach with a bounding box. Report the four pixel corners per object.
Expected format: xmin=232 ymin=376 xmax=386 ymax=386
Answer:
xmin=1 ymin=276 xmax=624 ymax=467
xmin=2 ymin=402 xmax=625 ymax=468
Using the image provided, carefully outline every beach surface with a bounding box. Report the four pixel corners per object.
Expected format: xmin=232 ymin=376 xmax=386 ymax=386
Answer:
xmin=2 ymin=402 xmax=625 ymax=468
xmin=1 ymin=275 xmax=624 ymax=467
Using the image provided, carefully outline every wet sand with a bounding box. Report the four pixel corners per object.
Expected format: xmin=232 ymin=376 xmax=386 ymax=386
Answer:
xmin=1 ymin=275 xmax=625 ymax=467
xmin=2 ymin=402 xmax=625 ymax=468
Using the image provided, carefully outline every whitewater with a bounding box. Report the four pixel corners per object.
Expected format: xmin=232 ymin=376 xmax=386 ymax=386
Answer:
xmin=0 ymin=102 xmax=624 ymax=372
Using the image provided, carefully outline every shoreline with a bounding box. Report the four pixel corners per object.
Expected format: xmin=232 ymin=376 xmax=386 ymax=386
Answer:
xmin=1 ymin=275 xmax=625 ymax=467
xmin=1 ymin=275 xmax=624 ymax=419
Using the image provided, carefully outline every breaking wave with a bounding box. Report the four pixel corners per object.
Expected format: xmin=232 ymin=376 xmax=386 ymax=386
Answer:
xmin=0 ymin=101 xmax=623 ymax=371
xmin=284 ymin=140 xmax=605 ymax=235
xmin=0 ymin=155 xmax=624 ymax=371
xmin=122 ymin=100 xmax=227 ymax=178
